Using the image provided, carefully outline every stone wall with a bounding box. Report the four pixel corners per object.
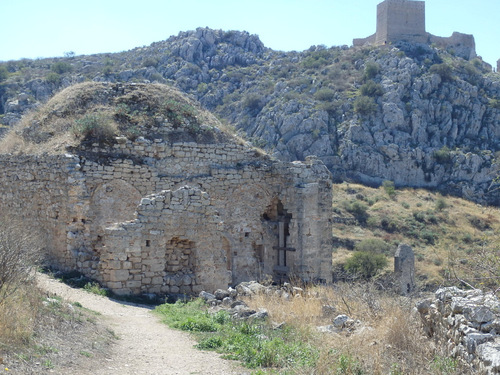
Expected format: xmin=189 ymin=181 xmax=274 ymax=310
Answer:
xmin=376 ymin=0 xmax=426 ymax=45
xmin=0 ymin=137 xmax=333 ymax=295
xmin=417 ymin=287 xmax=500 ymax=374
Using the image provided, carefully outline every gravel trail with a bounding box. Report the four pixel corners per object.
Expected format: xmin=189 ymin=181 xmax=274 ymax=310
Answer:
xmin=37 ymin=273 xmax=245 ymax=375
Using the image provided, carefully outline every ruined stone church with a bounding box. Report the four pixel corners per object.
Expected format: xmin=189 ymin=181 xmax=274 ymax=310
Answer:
xmin=0 ymin=82 xmax=333 ymax=295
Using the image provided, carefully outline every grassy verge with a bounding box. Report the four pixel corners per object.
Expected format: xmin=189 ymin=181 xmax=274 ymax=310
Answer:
xmin=154 ymin=299 xmax=319 ymax=371
xmin=154 ymin=284 xmax=467 ymax=374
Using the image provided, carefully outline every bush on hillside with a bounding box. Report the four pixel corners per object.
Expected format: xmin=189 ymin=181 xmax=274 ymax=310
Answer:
xmin=51 ymin=61 xmax=73 ymax=74
xmin=353 ymin=95 xmax=377 ymax=116
xmin=355 ymin=238 xmax=392 ymax=256
xmin=345 ymin=201 xmax=369 ymax=224
xmin=314 ymin=88 xmax=336 ymax=102
xmin=345 ymin=251 xmax=388 ymax=278
xmin=0 ymin=66 xmax=8 ymax=81
xmin=72 ymin=113 xmax=117 ymax=143
xmin=382 ymin=180 xmax=396 ymax=198
xmin=363 ymin=61 xmax=381 ymax=80
xmin=360 ymin=80 xmax=384 ymax=97
xmin=433 ymin=146 xmax=452 ymax=165
xmin=430 ymin=63 xmax=454 ymax=82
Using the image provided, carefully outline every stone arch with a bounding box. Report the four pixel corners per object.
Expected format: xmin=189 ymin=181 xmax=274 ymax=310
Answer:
xmin=90 ymin=180 xmax=142 ymax=232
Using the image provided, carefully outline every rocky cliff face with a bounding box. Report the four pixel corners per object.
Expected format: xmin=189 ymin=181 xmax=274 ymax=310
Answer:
xmin=1 ymin=28 xmax=499 ymax=204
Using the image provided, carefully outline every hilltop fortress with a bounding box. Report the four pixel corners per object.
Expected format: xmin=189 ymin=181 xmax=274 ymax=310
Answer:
xmin=354 ymin=0 xmax=476 ymax=60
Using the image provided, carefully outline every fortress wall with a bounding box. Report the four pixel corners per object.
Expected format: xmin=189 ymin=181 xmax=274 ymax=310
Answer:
xmin=0 ymin=138 xmax=333 ymax=295
xmin=429 ymin=32 xmax=477 ymax=60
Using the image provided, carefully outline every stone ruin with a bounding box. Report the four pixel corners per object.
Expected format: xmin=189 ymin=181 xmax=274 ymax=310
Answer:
xmin=353 ymin=0 xmax=476 ymax=60
xmin=394 ymin=243 xmax=415 ymax=295
xmin=417 ymin=287 xmax=500 ymax=374
xmin=0 ymin=82 xmax=333 ymax=296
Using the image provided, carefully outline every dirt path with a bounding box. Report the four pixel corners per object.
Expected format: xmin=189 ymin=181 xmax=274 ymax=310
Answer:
xmin=37 ymin=274 xmax=246 ymax=375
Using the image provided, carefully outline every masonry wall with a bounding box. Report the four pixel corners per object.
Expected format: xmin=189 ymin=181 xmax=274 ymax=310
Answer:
xmin=0 ymin=154 xmax=80 ymax=267
xmin=417 ymin=287 xmax=500 ymax=374
xmin=0 ymin=137 xmax=333 ymax=295
xmin=376 ymin=0 xmax=426 ymax=44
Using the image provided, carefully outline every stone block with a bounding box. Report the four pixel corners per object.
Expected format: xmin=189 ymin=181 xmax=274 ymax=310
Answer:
xmin=152 ymin=276 xmax=163 ymax=285
xmin=126 ymin=280 xmax=142 ymax=288
xmin=109 ymin=269 xmax=130 ymax=282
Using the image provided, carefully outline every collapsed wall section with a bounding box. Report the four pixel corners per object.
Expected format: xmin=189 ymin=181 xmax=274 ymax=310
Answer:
xmin=99 ymin=186 xmax=229 ymax=295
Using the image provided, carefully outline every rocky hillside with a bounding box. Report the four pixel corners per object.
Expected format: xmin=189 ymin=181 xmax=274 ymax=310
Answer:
xmin=1 ymin=28 xmax=500 ymax=204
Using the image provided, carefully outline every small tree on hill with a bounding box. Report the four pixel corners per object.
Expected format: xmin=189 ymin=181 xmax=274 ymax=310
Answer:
xmin=345 ymin=251 xmax=388 ymax=279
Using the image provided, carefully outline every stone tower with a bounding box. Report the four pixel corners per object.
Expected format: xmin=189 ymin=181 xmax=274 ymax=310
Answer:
xmin=375 ymin=0 xmax=426 ymax=45
xmin=352 ymin=0 xmax=476 ymax=60
xmin=394 ymin=243 xmax=415 ymax=295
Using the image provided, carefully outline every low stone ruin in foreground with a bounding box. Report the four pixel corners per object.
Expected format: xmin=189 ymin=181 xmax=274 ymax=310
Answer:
xmin=418 ymin=287 xmax=500 ymax=374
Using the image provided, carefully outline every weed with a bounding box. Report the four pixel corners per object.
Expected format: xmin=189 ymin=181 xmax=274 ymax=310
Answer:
xmin=72 ymin=113 xmax=117 ymax=144
xmin=43 ymin=359 xmax=54 ymax=369
xmin=83 ymin=282 xmax=110 ymax=297
xmin=431 ymin=356 xmax=458 ymax=374
xmin=79 ymin=350 xmax=92 ymax=358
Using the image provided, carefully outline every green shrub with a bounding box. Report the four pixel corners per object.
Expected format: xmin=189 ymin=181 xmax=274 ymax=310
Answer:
xmin=429 ymin=63 xmax=454 ymax=82
xmin=314 ymin=88 xmax=336 ymax=101
xmin=364 ymin=62 xmax=381 ymax=80
xmin=83 ymin=282 xmax=110 ymax=297
xmin=354 ymin=95 xmax=377 ymax=116
xmin=142 ymin=57 xmax=158 ymax=68
xmin=345 ymin=251 xmax=388 ymax=278
xmin=360 ymin=80 xmax=384 ymax=97
xmin=355 ymin=238 xmax=392 ymax=256
xmin=489 ymin=98 xmax=500 ymax=110
xmin=382 ymin=180 xmax=396 ymax=198
xmin=435 ymin=197 xmax=447 ymax=211
xmin=51 ymin=61 xmax=73 ymax=74
xmin=45 ymin=72 xmax=61 ymax=85
xmin=420 ymin=230 xmax=437 ymax=245
xmin=72 ymin=113 xmax=117 ymax=143
xmin=0 ymin=66 xmax=8 ymax=81
xmin=243 ymin=93 xmax=264 ymax=113
xmin=346 ymin=201 xmax=369 ymax=224
xmin=433 ymin=146 xmax=452 ymax=165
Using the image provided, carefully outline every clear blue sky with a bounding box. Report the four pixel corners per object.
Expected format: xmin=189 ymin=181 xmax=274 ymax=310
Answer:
xmin=0 ymin=0 xmax=498 ymax=67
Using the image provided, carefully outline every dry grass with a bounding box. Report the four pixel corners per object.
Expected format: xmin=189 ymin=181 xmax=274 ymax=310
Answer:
xmin=332 ymin=182 xmax=500 ymax=290
xmin=243 ymin=283 xmax=464 ymax=374
xmin=0 ymin=283 xmax=41 ymax=346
